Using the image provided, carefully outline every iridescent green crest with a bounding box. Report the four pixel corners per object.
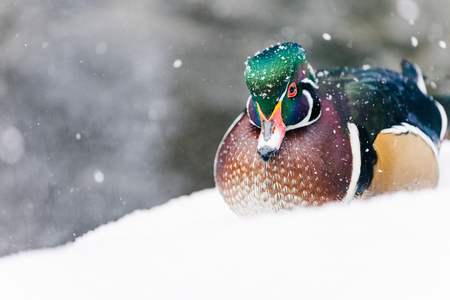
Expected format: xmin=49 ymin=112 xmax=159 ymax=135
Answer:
xmin=244 ymin=43 xmax=316 ymax=117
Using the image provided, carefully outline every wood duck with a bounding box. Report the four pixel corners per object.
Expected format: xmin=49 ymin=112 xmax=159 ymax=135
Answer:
xmin=214 ymin=42 xmax=450 ymax=216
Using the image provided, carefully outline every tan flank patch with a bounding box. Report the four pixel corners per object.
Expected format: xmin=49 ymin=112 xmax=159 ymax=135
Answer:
xmin=366 ymin=131 xmax=439 ymax=195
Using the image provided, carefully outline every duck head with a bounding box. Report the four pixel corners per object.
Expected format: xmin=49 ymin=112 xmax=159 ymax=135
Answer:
xmin=245 ymin=42 xmax=321 ymax=162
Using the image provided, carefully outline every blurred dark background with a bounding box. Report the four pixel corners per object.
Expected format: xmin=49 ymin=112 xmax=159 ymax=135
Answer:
xmin=0 ymin=0 xmax=449 ymax=256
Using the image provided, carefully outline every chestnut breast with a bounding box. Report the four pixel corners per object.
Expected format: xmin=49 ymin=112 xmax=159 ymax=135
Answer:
xmin=215 ymin=99 xmax=354 ymax=216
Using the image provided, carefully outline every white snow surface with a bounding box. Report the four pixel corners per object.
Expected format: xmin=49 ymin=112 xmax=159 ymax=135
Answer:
xmin=1 ymin=142 xmax=450 ymax=300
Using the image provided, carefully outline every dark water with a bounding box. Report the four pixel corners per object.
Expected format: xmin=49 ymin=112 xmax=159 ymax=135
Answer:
xmin=0 ymin=0 xmax=449 ymax=256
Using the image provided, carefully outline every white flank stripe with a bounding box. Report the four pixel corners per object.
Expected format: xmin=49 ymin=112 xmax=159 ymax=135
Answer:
xmin=343 ymin=122 xmax=361 ymax=203
xmin=435 ymin=100 xmax=448 ymax=142
xmin=381 ymin=122 xmax=439 ymax=160
xmin=413 ymin=63 xmax=427 ymax=95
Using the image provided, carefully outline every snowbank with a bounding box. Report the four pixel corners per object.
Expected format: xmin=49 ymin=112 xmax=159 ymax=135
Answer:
xmin=1 ymin=142 xmax=450 ymax=300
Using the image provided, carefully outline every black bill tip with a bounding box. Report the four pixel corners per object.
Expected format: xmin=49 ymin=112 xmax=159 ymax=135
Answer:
xmin=257 ymin=145 xmax=277 ymax=163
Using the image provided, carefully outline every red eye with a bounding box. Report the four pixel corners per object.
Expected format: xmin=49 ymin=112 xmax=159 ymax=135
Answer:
xmin=287 ymin=82 xmax=297 ymax=98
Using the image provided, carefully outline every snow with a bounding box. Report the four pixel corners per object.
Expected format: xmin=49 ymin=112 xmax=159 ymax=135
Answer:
xmin=1 ymin=141 xmax=450 ymax=300
xmin=396 ymin=0 xmax=420 ymax=21
xmin=411 ymin=36 xmax=418 ymax=47
xmin=322 ymin=33 xmax=332 ymax=41
xmin=173 ymin=59 xmax=182 ymax=68
xmin=93 ymin=170 xmax=105 ymax=184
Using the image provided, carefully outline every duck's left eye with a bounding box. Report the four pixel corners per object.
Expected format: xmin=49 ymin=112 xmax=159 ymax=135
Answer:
xmin=287 ymin=82 xmax=297 ymax=98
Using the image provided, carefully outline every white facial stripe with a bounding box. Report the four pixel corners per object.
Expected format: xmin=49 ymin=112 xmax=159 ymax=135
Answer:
xmin=277 ymin=82 xmax=290 ymax=103
xmin=285 ymin=89 xmax=321 ymax=131
xmin=343 ymin=122 xmax=361 ymax=203
xmin=300 ymin=78 xmax=318 ymax=89
xmin=246 ymin=95 xmax=251 ymax=112
xmin=307 ymin=63 xmax=317 ymax=83
xmin=279 ymin=88 xmax=287 ymax=102
xmin=435 ymin=100 xmax=448 ymax=141
xmin=381 ymin=122 xmax=439 ymax=159
xmin=246 ymin=96 xmax=260 ymax=127
xmin=260 ymin=72 xmax=321 ymax=133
